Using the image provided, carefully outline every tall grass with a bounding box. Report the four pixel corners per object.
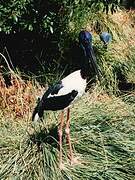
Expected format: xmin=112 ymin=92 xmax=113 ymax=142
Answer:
xmin=0 ymin=77 xmax=135 ymax=179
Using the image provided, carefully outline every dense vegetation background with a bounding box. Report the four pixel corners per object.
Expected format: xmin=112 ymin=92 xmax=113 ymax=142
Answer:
xmin=0 ymin=0 xmax=135 ymax=179
xmin=0 ymin=1 xmax=134 ymax=72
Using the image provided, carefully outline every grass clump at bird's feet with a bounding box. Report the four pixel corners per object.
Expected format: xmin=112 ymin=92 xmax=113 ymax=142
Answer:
xmin=0 ymin=76 xmax=135 ymax=180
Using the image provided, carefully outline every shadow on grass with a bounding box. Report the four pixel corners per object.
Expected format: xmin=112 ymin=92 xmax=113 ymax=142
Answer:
xmin=28 ymin=124 xmax=60 ymax=150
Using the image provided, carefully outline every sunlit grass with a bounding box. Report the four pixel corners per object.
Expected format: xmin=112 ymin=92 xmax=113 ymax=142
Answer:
xmin=0 ymin=83 xmax=135 ymax=179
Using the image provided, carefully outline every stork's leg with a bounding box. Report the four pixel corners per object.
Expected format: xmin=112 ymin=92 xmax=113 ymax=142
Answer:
xmin=58 ymin=110 xmax=64 ymax=169
xmin=65 ymin=108 xmax=74 ymax=163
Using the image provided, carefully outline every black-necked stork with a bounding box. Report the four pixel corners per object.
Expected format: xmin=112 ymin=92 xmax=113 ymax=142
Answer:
xmin=100 ymin=32 xmax=112 ymax=48
xmin=32 ymin=30 xmax=100 ymax=168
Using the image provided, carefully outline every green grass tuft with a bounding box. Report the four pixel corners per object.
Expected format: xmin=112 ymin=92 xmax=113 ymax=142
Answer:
xmin=0 ymin=89 xmax=135 ymax=179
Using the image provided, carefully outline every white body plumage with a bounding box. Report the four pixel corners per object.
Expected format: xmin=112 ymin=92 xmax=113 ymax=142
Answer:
xmin=48 ymin=70 xmax=86 ymax=99
xmin=32 ymin=70 xmax=87 ymax=122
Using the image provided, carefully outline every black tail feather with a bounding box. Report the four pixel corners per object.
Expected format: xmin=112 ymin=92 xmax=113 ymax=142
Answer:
xmin=32 ymin=97 xmax=41 ymax=121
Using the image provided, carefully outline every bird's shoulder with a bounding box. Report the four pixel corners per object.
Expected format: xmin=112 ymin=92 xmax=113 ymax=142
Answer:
xmin=42 ymin=81 xmax=64 ymax=99
xmin=50 ymin=81 xmax=64 ymax=95
xmin=62 ymin=70 xmax=81 ymax=81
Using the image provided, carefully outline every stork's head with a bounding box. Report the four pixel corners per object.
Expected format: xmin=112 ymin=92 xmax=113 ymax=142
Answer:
xmin=78 ymin=31 xmax=101 ymax=80
xmin=78 ymin=31 xmax=93 ymax=58
xmin=79 ymin=31 xmax=92 ymax=47
xmin=100 ymin=32 xmax=112 ymax=47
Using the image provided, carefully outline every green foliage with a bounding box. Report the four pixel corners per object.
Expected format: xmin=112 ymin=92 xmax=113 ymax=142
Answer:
xmin=90 ymin=0 xmax=120 ymax=14
xmin=0 ymin=0 xmax=120 ymax=34
xmin=0 ymin=0 xmax=58 ymax=33
xmin=0 ymin=0 xmax=31 ymax=33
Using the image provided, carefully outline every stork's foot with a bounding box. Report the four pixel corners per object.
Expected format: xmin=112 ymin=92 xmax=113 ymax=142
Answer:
xmin=59 ymin=162 xmax=65 ymax=170
xmin=70 ymin=156 xmax=81 ymax=166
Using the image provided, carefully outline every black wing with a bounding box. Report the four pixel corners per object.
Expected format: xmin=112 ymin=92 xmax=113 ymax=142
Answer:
xmin=40 ymin=90 xmax=78 ymax=111
xmin=32 ymin=81 xmax=64 ymax=121
xmin=42 ymin=81 xmax=64 ymax=99
xmin=32 ymin=90 xmax=78 ymax=121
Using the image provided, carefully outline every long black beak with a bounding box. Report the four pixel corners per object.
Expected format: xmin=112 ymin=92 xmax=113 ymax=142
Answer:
xmin=89 ymin=46 xmax=102 ymax=80
xmin=84 ymin=44 xmax=102 ymax=81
